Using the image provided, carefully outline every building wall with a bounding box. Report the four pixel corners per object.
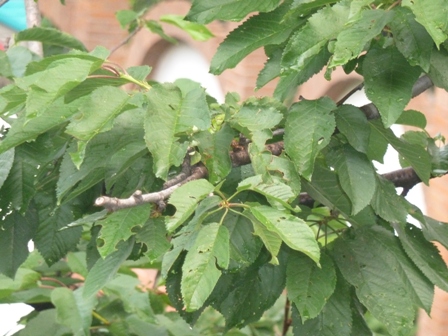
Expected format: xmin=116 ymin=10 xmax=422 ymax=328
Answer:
xmin=38 ymin=1 xmax=448 ymax=334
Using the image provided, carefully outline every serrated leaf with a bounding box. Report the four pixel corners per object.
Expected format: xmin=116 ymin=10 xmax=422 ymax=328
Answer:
xmin=390 ymin=7 xmax=433 ymax=72
xmin=402 ymin=0 xmax=448 ymax=47
xmin=287 ymin=252 xmax=336 ymax=322
xmin=281 ymin=2 xmax=349 ymax=74
xmin=165 ymin=179 xmax=215 ymax=233
xmin=223 ymin=210 xmax=263 ymax=270
xmin=185 ymin=0 xmax=281 ymax=24
xmin=0 ymin=98 xmax=81 ymax=155
xmin=330 ymin=9 xmax=393 ymax=68
xmin=83 ymin=238 xmax=134 ymax=299
xmin=145 ymin=20 xmax=178 ymax=44
xmin=145 ymin=82 xmax=210 ymax=179
xmin=249 ymin=205 xmax=320 ymax=264
xmin=244 ymin=210 xmax=282 ymax=264
xmin=97 ymin=204 xmax=151 ymax=258
xmin=371 ymin=177 xmax=408 ymax=224
xmin=396 ymin=109 xmax=427 ymax=128
xmin=195 ymin=124 xmax=235 ymax=184
xmin=333 ymin=226 xmax=433 ymax=335
xmin=370 ymin=119 xmax=431 ymax=184
xmin=268 ymin=156 xmax=301 ymax=195
xmin=257 ymin=48 xmax=282 ymax=90
xmin=181 ymin=223 xmax=229 ymax=311
xmin=362 ymin=46 xmax=422 ymax=127
xmin=396 ymin=223 xmax=448 ymax=292
xmin=210 ymin=2 xmax=302 ymax=74
xmin=0 ymin=148 xmax=14 ymax=190
xmin=160 ymin=15 xmax=214 ymax=41
xmin=327 ymin=145 xmax=376 ymax=215
xmin=51 ymin=287 xmax=96 ymax=336
xmin=284 ymin=97 xmax=336 ymax=180
xmin=428 ymin=47 xmax=448 ymax=91
xmin=136 ymin=217 xmax=171 ymax=262
xmin=335 ymin=104 xmax=370 ymax=153
xmin=366 ymin=121 xmax=389 ymax=163
xmin=15 ymin=27 xmax=87 ymax=51
xmin=291 ymin=273 xmax=351 ymax=336
xmin=0 ymin=85 xmax=27 ymax=115
xmin=420 ymin=216 xmax=448 ymax=250
xmin=0 ymin=206 xmax=38 ymax=278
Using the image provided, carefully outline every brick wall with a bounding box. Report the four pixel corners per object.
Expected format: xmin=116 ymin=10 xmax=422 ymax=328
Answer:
xmin=38 ymin=1 xmax=448 ymax=334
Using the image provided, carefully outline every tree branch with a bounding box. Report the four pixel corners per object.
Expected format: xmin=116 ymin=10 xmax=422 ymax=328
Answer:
xmin=25 ymin=0 xmax=43 ymax=57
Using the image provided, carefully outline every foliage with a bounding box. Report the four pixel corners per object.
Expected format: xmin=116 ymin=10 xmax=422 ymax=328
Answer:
xmin=1 ymin=0 xmax=448 ymax=335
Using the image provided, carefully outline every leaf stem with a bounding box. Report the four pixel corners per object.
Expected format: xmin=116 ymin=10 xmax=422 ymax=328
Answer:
xmin=92 ymin=310 xmax=110 ymax=325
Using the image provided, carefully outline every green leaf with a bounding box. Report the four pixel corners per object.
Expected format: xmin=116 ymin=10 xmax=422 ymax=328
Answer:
xmin=390 ymin=7 xmax=433 ymax=72
xmin=210 ymin=2 xmax=302 ymax=74
xmin=51 ymin=287 xmax=97 ymax=336
xmin=291 ymin=273 xmax=352 ymax=336
xmin=428 ymin=47 xmax=448 ymax=91
xmin=116 ymin=9 xmax=138 ymax=28
xmin=17 ymin=309 xmax=70 ymax=336
xmin=366 ymin=121 xmax=389 ymax=163
xmin=420 ymin=216 xmax=448 ymax=250
xmin=0 ymin=98 xmax=81 ymax=154
xmin=284 ymin=97 xmax=336 ymax=180
xmin=7 ymin=46 xmax=34 ymax=78
xmin=0 ymin=85 xmax=27 ymax=115
xmin=67 ymin=252 xmax=88 ymax=278
xmin=136 ymin=217 xmax=171 ymax=262
xmin=0 ymin=50 xmax=13 ymax=77
xmin=370 ymin=177 xmax=408 ymax=224
xmin=185 ymin=0 xmax=281 ymax=24
xmin=127 ymin=65 xmax=152 ymax=82
xmin=287 ymin=252 xmax=336 ymax=322
xmin=362 ymin=46 xmax=421 ymax=127
xmin=126 ymin=315 xmax=169 ymax=336
xmin=327 ymin=145 xmax=376 ymax=215
xmin=66 ymin=86 xmax=130 ymax=141
xmin=181 ymin=223 xmax=229 ymax=311
xmin=249 ymin=205 xmax=320 ymax=264
xmin=195 ymin=124 xmax=235 ymax=184
xmin=268 ymin=156 xmax=301 ymax=195
xmin=97 ymin=204 xmax=151 ymax=258
xmin=223 ymin=210 xmax=263 ymax=270
xmin=145 ymin=82 xmax=210 ymax=180
xmin=395 ymin=223 xmax=448 ymax=292
xmin=370 ymin=119 xmax=431 ymax=184
xmin=395 ymin=109 xmax=427 ymax=128
xmin=59 ymin=210 xmax=108 ymax=231
xmin=160 ymin=15 xmax=214 ymax=41
xmin=83 ymin=238 xmax=134 ymax=299
xmin=330 ymin=9 xmax=393 ymax=68
xmin=15 ymin=27 xmax=87 ymax=51
xmin=335 ymin=104 xmax=370 ymax=153
xmin=165 ymin=179 xmax=215 ymax=233
xmin=0 ymin=207 xmax=38 ymax=278
xmin=333 ymin=226 xmax=433 ymax=335
xmin=211 ymin=249 xmax=287 ymax=330
xmin=0 ymin=148 xmax=14 ymax=190
xmin=145 ymin=20 xmax=178 ymax=44
xmin=244 ymin=209 xmax=282 ymax=264
xmin=281 ymin=2 xmax=349 ymax=74
xmin=402 ymin=0 xmax=448 ymax=47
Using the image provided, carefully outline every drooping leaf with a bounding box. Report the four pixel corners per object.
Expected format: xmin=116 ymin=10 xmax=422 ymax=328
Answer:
xmin=145 ymin=20 xmax=178 ymax=44
xmin=370 ymin=176 xmax=408 ymax=224
xmin=335 ymin=104 xmax=370 ymax=154
xmin=145 ymin=81 xmax=210 ymax=180
xmin=268 ymin=155 xmax=301 ymax=195
xmin=51 ymin=287 xmax=97 ymax=336
xmin=181 ymin=223 xmax=229 ymax=311
xmin=165 ymin=179 xmax=215 ymax=233
xmin=333 ymin=226 xmax=433 ymax=335
xmin=362 ymin=46 xmax=422 ymax=127
xmin=395 ymin=223 xmax=448 ymax=292
xmin=327 ymin=144 xmax=376 ymax=215
xmin=185 ymin=0 xmax=281 ymax=24
xmin=390 ymin=7 xmax=433 ymax=72
xmin=160 ymin=15 xmax=214 ymax=41
xmin=0 ymin=206 xmax=38 ymax=278
xmin=97 ymin=204 xmax=152 ymax=258
xmin=428 ymin=47 xmax=448 ymax=91
xmin=329 ymin=9 xmax=393 ymax=68
xmin=136 ymin=217 xmax=171 ymax=262
xmin=291 ymin=273 xmax=352 ymax=336
xmin=370 ymin=119 xmax=431 ymax=184
xmin=15 ymin=27 xmax=87 ymax=51
xmin=83 ymin=238 xmax=134 ymax=299
xmin=281 ymin=2 xmax=349 ymax=74
xmin=402 ymin=0 xmax=448 ymax=47
xmin=287 ymin=251 xmax=336 ymax=322
xmin=284 ymin=97 xmax=336 ymax=180
xmin=210 ymin=2 xmax=302 ymax=74
xmin=249 ymin=204 xmax=320 ymax=264
xmin=395 ymin=109 xmax=427 ymax=128
xmin=420 ymin=216 xmax=448 ymax=250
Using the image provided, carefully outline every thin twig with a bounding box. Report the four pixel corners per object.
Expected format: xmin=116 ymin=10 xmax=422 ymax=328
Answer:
xmin=110 ymin=26 xmax=142 ymax=55
xmin=282 ymin=298 xmax=291 ymax=336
